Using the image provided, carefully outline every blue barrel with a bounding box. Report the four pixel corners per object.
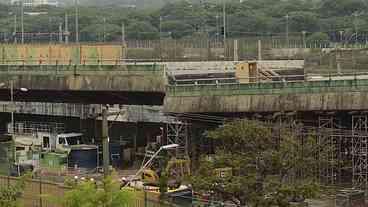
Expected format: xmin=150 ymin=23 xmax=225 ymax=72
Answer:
xmin=68 ymin=145 xmax=98 ymax=170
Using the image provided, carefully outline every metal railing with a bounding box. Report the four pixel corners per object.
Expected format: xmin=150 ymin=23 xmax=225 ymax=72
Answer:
xmin=167 ymin=73 xmax=368 ymax=96
xmin=0 ymin=58 xmax=164 ymax=66
xmin=0 ymin=175 xmax=164 ymax=207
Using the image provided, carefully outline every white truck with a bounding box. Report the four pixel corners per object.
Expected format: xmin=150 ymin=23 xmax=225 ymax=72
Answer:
xmin=14 ymin=132 xmax=84 ymax=153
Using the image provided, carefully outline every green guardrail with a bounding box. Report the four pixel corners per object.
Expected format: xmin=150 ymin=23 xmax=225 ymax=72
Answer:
xmin=167 ymin=79 xmax=368 ymax=97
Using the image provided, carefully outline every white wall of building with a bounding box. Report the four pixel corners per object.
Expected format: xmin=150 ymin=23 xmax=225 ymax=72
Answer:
xmin=11 ymin=0 xmax=58 ymax=7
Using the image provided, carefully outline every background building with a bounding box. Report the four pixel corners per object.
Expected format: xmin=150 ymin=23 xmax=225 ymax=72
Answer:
xmin=11 ymin=0 xmax=59 ymax=7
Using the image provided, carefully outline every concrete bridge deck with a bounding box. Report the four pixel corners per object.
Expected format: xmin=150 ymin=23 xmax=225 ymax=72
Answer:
xmin=0 ymin=64 xmax=165 ymax=105
xmin=164 ymin=78 xmax=368 ymax=113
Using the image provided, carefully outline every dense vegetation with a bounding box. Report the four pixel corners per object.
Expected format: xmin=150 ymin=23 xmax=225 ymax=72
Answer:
xmin=192 ymin=119 xmax=326 ymax=206
xmin=0 ymin=0 xmax=367 ymax=42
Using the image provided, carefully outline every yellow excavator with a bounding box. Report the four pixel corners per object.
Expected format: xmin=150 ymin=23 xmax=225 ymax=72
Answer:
xmin=122 ymin=158 xmax=192 ymax=203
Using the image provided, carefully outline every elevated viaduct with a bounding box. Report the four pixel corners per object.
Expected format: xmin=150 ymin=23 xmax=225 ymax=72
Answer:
xmin=0 ymin=64 xmax=165 ymax=105
xmin=3 ymin=58 xmax=368 ymax=188
xmin=164 ymin=78 xmax=368 ymax=114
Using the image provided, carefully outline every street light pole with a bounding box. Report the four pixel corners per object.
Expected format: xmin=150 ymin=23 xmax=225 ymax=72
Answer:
xmin=159 ymin=16 xmax=162 ymax=61
xmin=13 ymin=14 xmax=17 ymax=44
xmin=222 ymin=1 xmax=226 ymax=43
xmin=103 ymin=18 xmax=106 ymax=42
xmin=353 ymin=12 xmax=358 ymax=45
xmin=286 ymin=14 xmax=289 ymax=48
xmin=10 ymin=80 xmax=14 ymax=136
xmin=302 ymin=31 xmax=306 ymax=48
xmin=21 ymin=0 xmax=24 ymax=44
xmin=75 ymin=0 xmax=79 ymax=43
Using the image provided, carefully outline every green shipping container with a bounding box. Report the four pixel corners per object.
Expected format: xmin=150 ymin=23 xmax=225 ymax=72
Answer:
xmin=0 ymin=141 xmax=14 ymax=175
xmin=40 ymin=152 xmax=67 ymax=171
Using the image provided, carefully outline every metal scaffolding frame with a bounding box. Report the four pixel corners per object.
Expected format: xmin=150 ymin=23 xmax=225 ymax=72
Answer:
xmin=318 ymin=115 xmax=340 ymax=185
xmin=352 ymin=115 xmax=368 ymax=188
xmin=166 ymin=121 xmax=189 ymax=159
xmin=180 ymin=112 xmax=368 ymax=189
xmin=9 ymin=121 xmax=65 ymax=135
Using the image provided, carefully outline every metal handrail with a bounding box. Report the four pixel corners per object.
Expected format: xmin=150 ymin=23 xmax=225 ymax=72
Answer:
xmin=168 ymin=73 xmax=368 ymax=87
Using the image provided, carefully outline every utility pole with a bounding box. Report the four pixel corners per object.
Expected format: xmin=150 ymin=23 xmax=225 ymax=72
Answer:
xmin=48 ymin=17 xmax=52 ymax=43
xmin=97 ymin=108 xmax=126 ymax=178
xmin=339 ymin=31 xmax=344 ymax=43
xmin=216 ymin=14 xmax=219 ymax=44
xmin=21 ymin=0 xmax=24 ymax=44
xmin=222 ymin=1 xmax=226 ymax=44
xmin=353 ymin=12 xmax=358 ymax=45
xmin=159 ymin=16 xmax=162 ymax=61
xmin=103 ymin=18 xmax=106 ymax=42
xmin=302 ymin=31 xmax=306 ymax=48
xmin=234 ymin=39 xmax=238 ymax=61
xmin=102 ymin=108 xmax=109 ymax=178
xmin=3 ymin=32 xmax=6 ymax=43
xmin=65 ymin=13 xmax=69 ymax=44
xmin=58 ymin=22 xmax=63 ymax=43
xmin=258 ymin=39 xmax=262 ymax=60
xmin=286 ymin=14 xmax=289 ymax=48
xmin=75 ymin=0 xmax=79 ymax=43
xmin=121 ymin=22 xmax=125 ymax=44
xmin=10 ymin=80 xmax=14 ymax=137
xmin=13 ymin=14 xmax=17 ymax=44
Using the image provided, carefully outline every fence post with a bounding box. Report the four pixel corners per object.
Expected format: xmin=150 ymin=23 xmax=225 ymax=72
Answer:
xmin=39 ymin=177 xmax=42 ymax=207
xmin=144 ymin=187 xmax=147 ymax=207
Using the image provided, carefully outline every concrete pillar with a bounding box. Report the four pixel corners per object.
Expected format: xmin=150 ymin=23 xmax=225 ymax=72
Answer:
xmin=102 ymin=108 xmax=110 ymax=177
xmin=336 ymin=49 xmax=341 ymax=74
xmin=233 ymin=39 xmax=238 ymax=61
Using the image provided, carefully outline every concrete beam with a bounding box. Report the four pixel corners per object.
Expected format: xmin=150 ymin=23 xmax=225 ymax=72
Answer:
xmin=0 ymin=64 xmax=165 ymax=92
xmin=164 ymin=79 xmax=368 ymax=113
xmin=0 ymin=65 xmax=165 ymax=105
xmin=164 ymin=92 xmax=368 ymax=113
xmin=0 ymin=101 xmax=167 ymax=123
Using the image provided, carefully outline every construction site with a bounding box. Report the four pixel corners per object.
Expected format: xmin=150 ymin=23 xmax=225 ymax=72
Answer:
xmin=0 ymin=41 xmax=368 ymax=206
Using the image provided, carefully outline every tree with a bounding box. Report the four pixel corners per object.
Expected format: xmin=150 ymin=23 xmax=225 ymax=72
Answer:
xmin=160 ymin=20 xmax=193 ymax=39
xmin=288 ymin=11 xmax=319 ymax=33
xmin=0 ymin=174 xmax=30 ymax=207
xmin=307 ymin=32 xmax=329 ymax=44
xmin=61 ymin=176 xmax=133 ymax=207
xmin=126 ymin=21 xmax=158 ymax=40
xmin=319 ymin=0 xmax=366 ymax=17
xmin=192 ymin=119 xmax=325 ymax=206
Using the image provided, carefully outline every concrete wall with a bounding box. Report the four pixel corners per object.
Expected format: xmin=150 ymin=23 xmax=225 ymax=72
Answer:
xmin=164 ymin=78 xmax=368 ymax=113
xmin=257 ymin=60 xmax=304 ymax=70
xmin=165 ymin=61 xmax=238 ymax=71
xmin=0 ymin=65 xmax=165 ymax=92
xmin=0 ymin=44 xmax=125 ymax=65
xmin=164 ymin=91 xmax=368 ymax=113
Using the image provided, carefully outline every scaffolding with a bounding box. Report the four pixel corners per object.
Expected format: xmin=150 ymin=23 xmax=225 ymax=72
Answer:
xmin=318 ymin=115 xmax=340 ymax=185
xmin=9 ymin=121 xmax=65 ymax=135
xmin=352 ymin=115 xmax=368 ymax=189
xmin=164 ymin=111 xmax=368 ymax=189
xmin=247 ymin=113 xmax=368 ymax=189
xmin=166 ymin=121 xmax=189 ymax=159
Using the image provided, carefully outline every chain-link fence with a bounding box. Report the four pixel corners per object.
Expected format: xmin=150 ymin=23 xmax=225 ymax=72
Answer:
xmin=0 ymin=176 xmax=167 ymax=207
xmin=124 ymin=37 xmax=368 ymax=62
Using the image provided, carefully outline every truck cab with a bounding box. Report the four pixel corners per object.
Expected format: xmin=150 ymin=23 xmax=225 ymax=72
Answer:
xmin=55 ymin=133 xmax=83 ymax=153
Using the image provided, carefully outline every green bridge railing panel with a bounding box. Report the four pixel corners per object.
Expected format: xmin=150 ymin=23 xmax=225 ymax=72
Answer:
xmin=0 ymin=64 xmax=164 ymax=73
xmin=167 ymin=79 xmax=368 ymax=97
